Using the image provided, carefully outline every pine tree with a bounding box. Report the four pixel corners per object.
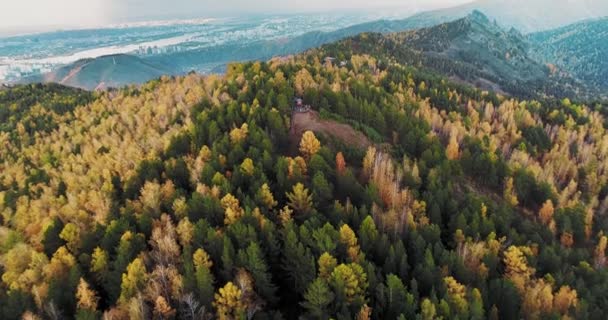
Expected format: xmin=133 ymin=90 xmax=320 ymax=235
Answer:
xmin=237 ymin=242 xmax=277 ymax=304
xmin=301 ymin=278 xmax=334 ymax=318
xmin=281 ymin=226 xmax=316 ymax=294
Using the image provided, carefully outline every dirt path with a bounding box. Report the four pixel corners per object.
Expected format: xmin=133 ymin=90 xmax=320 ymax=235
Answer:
xmin=290 ymin=111 xmax=372 ymax=149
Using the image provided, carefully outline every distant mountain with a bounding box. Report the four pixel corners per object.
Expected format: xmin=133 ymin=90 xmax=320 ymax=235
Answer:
xmin=324 ymin=11 xmax=586 ymax=99
xmin=529 ymin=17 xmax=608 ymax=90
xmin=404 ymin=0 xmax=608 ymax=33
xmin=33 ymin=54 xmax=172 ymax=90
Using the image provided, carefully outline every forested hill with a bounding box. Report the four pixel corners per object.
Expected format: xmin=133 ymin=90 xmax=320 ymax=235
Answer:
xmin=324 ymin=11 xmax=588 ymax=100
xmin=529 ymin=17 xmax=608 ymax=91
xmin=1 ymin=27 xmax=608 ymax=320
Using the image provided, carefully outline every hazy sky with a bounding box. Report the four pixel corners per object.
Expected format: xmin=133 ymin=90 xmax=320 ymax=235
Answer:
xmin=0 ymin=0 xmax=474 ymax=30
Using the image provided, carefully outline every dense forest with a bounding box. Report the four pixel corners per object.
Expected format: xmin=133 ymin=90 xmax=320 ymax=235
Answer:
xmin=1 ymin=35 xmax=608 ymax=320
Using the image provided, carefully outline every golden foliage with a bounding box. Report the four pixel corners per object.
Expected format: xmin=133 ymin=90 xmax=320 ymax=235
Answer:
xmin=153 ymin=296 xmax=176 ymax=319
xmin=446 ymin=135 xmax=460 ymax=160
xmin=278 ymin=205 xmax=293 ymax=226
xmin=240 ymin=158 xmax=255 ymax=176
xmin=193 ymin=248 xmax=213 ymax=269
xmin=594 ymin=235 xmax=607 ymax=268
xmin=318 ymin=252 xmax=338 ymax=280
xmin=221 ymin=193 xmax=244 ymax=225
xmin=299 ymin=131 xmax=321 ymax=160
xmin=294 ymin=68 xmax=316 ymax=96
xmin=553 ymin=285 xmax=578 ymax=315
xmin=503 ymin=177 xmax=519 ymax=206
xmin=229 ymin=123 xmax=249 ymax=144
xmin=76 ymin=278 xmax=99 ymax=310
xmin=257 ymin=183 xmax=277 ymax=209
xmin=339 ymin=224 xmax=361 ymax=262
xmin=444 ymin=276 xmax=468 ymax=315
xmin=176 ymin=217 xmax=194 ymax=247
xmin=286 ymin=183 xmax=313 ymax=214
xmin=538 ymin=200 xmax=554 ymax=226
xmin=287 ymin=156 xmax=307 ymax=178
xmin=356 ymin=304 xmax=372 ymax=320
xmin=214 ymin=282 xmax=245 ymax=320
xmin=503 ymin=246 xmax=531 ymax=291
xmin=120 ymin=258 xmax=148 ymax=303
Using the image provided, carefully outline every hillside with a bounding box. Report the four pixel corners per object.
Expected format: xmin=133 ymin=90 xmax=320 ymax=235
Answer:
xmin=529 ymin=17 xmax=608 ymax=90
xmin=325 ymin=11 xmax=586 ymax=99
xmin=404 ymin=0 xmax=608 ymax=33
xmin=2 ymin=23 xmax=608 ymax=319
xmin=35 ymin=54 xmax=172 ymax=90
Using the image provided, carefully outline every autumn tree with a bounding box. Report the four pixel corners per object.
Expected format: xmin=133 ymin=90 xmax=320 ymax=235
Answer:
xmin=286 ymin=183 xmax=313 ymax=215
xmin=503 ymin=246 xmax=531 ymax=291
xmin=336 ymin=152 xmax=346 ymax=175
xmin=538 ymin=200 xmax=554 ymax=226
xmin=446 ymin=135 xmax=460 ymax=160
xmin=120 ymin=258 xmax=148 ymax=303
xmin=256 ymin=183 xmax=277 ymax=210
xmin=299 ymin=131 xmax=321 ymax=160
xmin=214 ymin=282 xmax=245 ymax=320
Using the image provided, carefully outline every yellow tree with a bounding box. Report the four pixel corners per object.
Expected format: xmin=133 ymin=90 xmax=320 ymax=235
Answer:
xmin=503 ymin=177 xmax=519 ymax=206
xmin=444 ymin=276 xmax=468 ymax=315
xmin=318 ymin=252 xmax=338 ymax=279
xmin=279 ymin=205 xmax=293 ymax=226
xmin=256 ymin=183 xmax=277 ymax=209
xmin=60 ymin=223 xmax=81 ymax=253
xmin=295 ymin=68 xmax=315 ymax=96
xmin=240 ymin=158 xmax=255 ymax=176
xmin=230 ymin=124 xmax=249 ymax=144
xmin=446 ymin=135 xmax=460 ymax=160
xmin=221 ymin=193 xmax=244 ymax=225
xmin=503 ymin=246 xmax=531 ymax=291
xmin=120 ymin=257 xmax=148 ymax=303
xmin=538 ymin=200 xmax=554 ymax=226
xmin=553 ymin=285 xmax=578 ymax=315
xmin=299 ymin=131 xmax=321 ymax=160
xmin=76 ymin=278 xmax=99 ymax=311
xmin=214 ymin=282 xmax=245 ymax=320
xmin=154 ymin=296 xmax=176 ymax=319
xmin=339 ymin=224 xmax=361 ymax=262
xmin=286 ymin=183 xmax=313 ymax=215
xmin=193 ymin=248 xmax=213 ymax=269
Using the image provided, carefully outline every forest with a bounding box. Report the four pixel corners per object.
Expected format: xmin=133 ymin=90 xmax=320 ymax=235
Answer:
xmin=1 ymin=35 xmax=608 ymax=320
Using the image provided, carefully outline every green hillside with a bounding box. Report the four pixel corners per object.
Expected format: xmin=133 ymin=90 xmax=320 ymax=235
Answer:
xmin=1 ymin=20 xmax=608 ymax=320
xmin=530 ymin=17 xmax=608 ymax=90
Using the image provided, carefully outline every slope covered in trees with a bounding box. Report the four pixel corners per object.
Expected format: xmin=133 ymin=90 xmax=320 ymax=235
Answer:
xmin=327 ymin=11 xmax=591 ymax=100
xmin=1 ymin=30 xmax=608 ymax=320
xmin=529 ymin=17 xmax=608 ymax=91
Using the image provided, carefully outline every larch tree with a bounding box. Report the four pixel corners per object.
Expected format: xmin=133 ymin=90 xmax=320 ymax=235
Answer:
xmin=299 ymin=131 xmax=321 ymax=160
xmin=336 ymin=152 xmax=346 ymax=175
xmin=119 ymin=258 xmax=148 ymax=303
xmin=214 ymin=282 xmax=245 ymax=320
xmin=286 ymin=183 xmax=313 ymax=215
xmin=302 ymin=278 xmax=334 ymax=318
xmin=446 ymin=135 xmax=460 ymax=161
xmin=538 ymin=200 xmax=554 ymax=226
